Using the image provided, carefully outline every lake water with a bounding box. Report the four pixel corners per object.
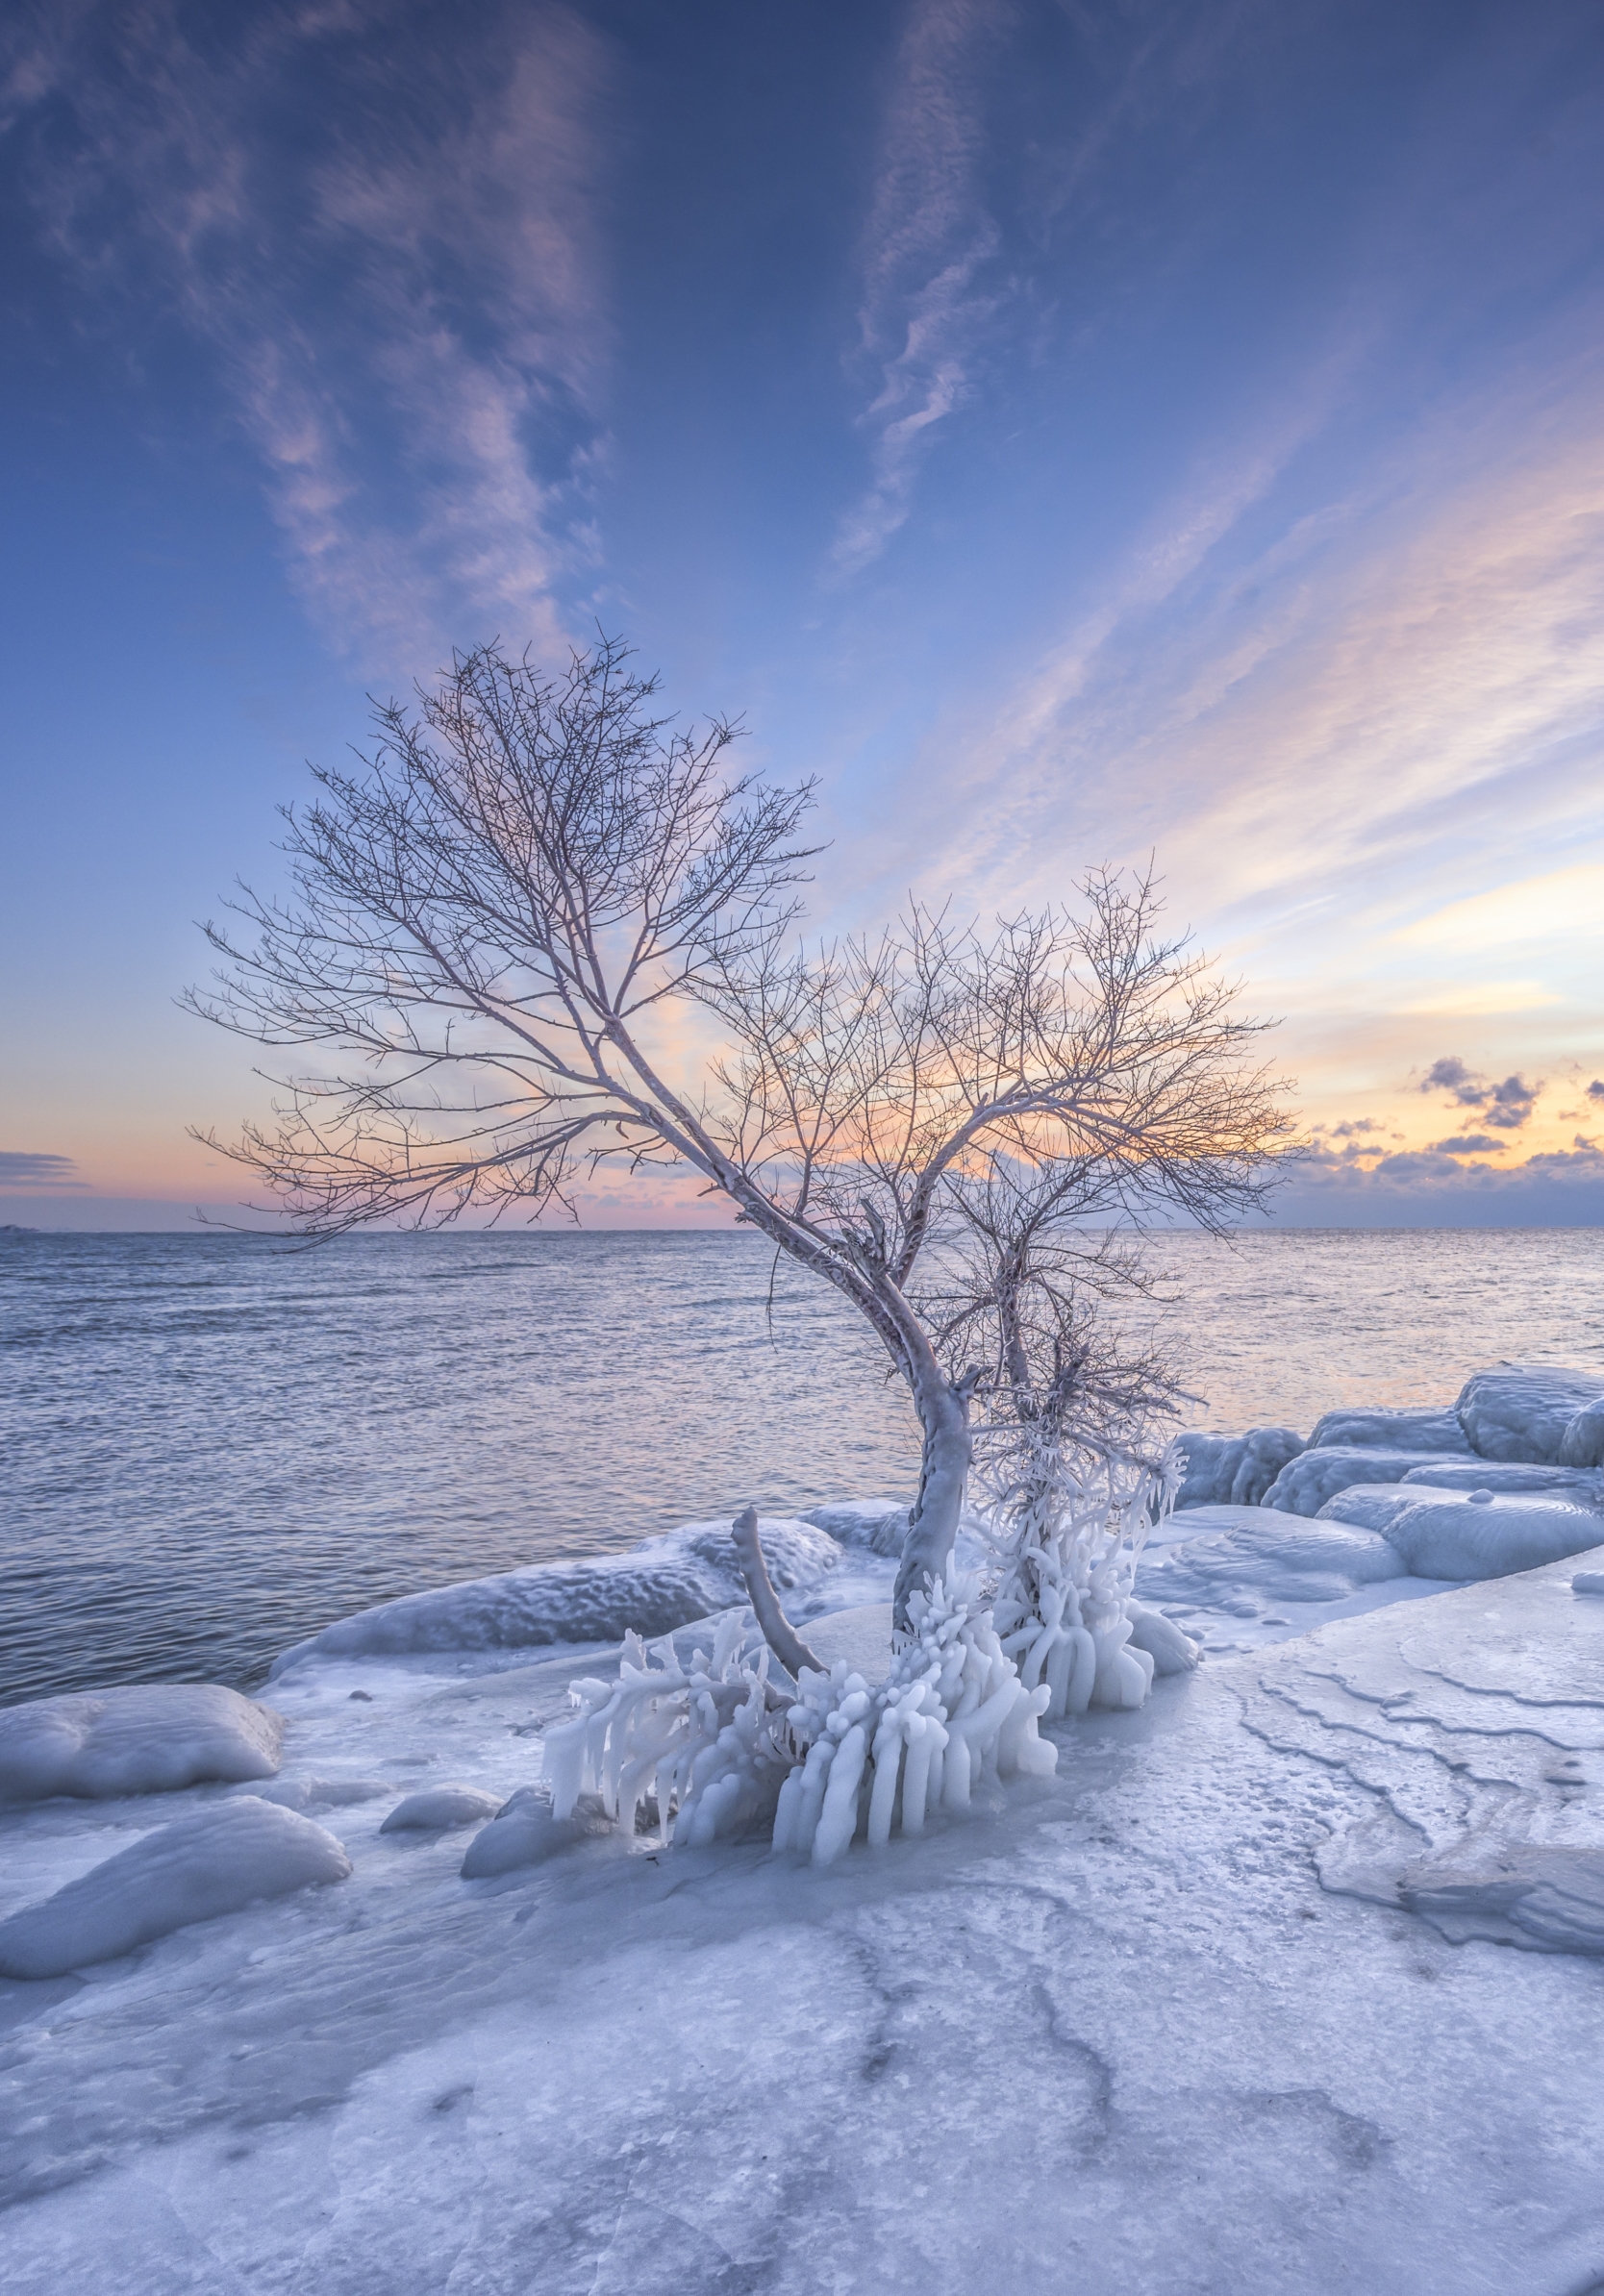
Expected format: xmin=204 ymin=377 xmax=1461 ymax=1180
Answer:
xmin=3 ymin=1226 xmax=1602 ymax=1705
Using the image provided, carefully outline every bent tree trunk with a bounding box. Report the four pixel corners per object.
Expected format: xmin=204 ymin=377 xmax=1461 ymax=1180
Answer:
xmin=892 ymin=1361 xmax=981 ymax=1636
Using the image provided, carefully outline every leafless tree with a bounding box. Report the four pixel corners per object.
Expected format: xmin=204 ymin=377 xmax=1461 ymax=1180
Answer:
xmin=188 ymin=636 xmax=1290 ymax=1641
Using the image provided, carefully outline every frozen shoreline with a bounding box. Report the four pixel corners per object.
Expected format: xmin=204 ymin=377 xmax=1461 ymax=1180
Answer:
xmin=6 ymin=1356 xmax=1604 ymax=2289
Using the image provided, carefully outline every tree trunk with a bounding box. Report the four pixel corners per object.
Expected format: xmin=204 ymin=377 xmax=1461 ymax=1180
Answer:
xmin=892 ymin=1364 xmax=979 ymax=1635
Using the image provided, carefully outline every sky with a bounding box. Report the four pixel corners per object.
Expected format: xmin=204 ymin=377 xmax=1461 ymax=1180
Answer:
xmin=1 ymin=0 xmax=1602 ymax=1230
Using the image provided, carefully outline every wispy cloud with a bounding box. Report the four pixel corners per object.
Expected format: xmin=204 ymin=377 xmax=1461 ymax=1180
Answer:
xmin=830 ymin=0 xmax=1008 ymax=578
xmin=0 ymin=1151 xmax=84 ymax=1187
xmin=1 ymin=1 xmax=611 ymax=670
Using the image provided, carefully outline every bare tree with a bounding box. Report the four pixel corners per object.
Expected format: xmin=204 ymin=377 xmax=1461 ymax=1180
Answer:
xmin=188 ymin=636 xmax=1290 ymax=1644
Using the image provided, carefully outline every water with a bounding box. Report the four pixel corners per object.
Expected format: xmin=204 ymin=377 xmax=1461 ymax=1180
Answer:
xmin=3 ymin=1226 xmax=1602 ymax=1706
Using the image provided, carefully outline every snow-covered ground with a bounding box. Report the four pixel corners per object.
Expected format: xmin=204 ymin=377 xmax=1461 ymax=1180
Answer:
xmin=6 ymin=1360 xmax=1604 ymax=2292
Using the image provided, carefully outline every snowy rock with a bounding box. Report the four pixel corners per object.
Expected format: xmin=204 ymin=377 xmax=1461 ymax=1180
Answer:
xmin=1560 ymin=1396 xmax=1604 ymax=1468
xmin=1170 ymin=1426 xmax=1304 ymax=1509
xmin=1138 ymin=1512 xmax=1407 ymax=1610
xmin=245 ymin=1775 xmax=392 ymax=1813
xmin=1456 ymin=1362 xmax=1604 ymax=1462
xmin=459 ymin=1787 xmax=614 ymax=1878
xmin=1400 ymin=1459 xmax=1604 ymax=1503
xmin=270 ymin=1513 xmax=838 ymax=1672
xmin=1382 ymin=1494 xmax=1604 ymax=1582
xmin=1315 ymin=1485 xmax=1421 ymax=1536
xmin=380 ymin=1784 xmax=505 ymax=1834
xmin=1307 ymin=1404 xmax=1470 ymax=1454
xmin=1262 ymin=1448 xmax=1462 ymax=1517
xmin=802 ymin=1500 xmax=911 ymax=1557
xmin=0 ymin=1684 xmax=283 ymax=1804
xmin=0 ymin=1797 xmax=350 ymax=1979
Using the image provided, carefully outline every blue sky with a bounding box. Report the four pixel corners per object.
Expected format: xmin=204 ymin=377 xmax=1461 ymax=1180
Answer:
xmin=2 ymin=0 xmax=1602 ymax=1227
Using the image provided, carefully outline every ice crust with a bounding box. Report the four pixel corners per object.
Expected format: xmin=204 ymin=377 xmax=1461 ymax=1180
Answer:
xmin=7 ymin=1540 xmax=1604 ymax=2291
xmin=1262 ymin=1446 xmax=1468 ymax=1516
xmin=379 ymin=1785 xmax=504 ymax=1834
xmin=270 ymin=1513 xmax=849 ymax=1672
xmin=0 ymin=1797 xmax=351 ymax=1979
xmin=1454 ymin=1361 xmax=1604 ymax=1462
xmin=1171 ymin=1425 xmax=1304 ymax=1508
xmin=1307 ymin=1403 xmax=1470 ymax=1453
xmin=0 ymin=1685 xmax=283 ymax=1804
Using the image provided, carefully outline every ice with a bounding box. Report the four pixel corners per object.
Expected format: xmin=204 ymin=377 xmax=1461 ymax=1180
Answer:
xmin=8 ymin=1540 xmax=1604 ymax=2289
xmin=1381 ymin=1491 xmax=1604 ymax=1580
xmin=1170 ymin=1425 xmax=1303 ymax=1508
xmin=0 ymin=1798 xmax=351 ymax=1979
xmin=0 ymin=1685 xmax=283 ymax=1803
xmin=244 ymin=1776 xmax=391 ymax=1812
xmin=1574 ymin=1571 xmax=1604 ymax=1596
xmin=1455 ymin=1361 xmax=1604 ymax=1462
xmin=379 ymin=1785 xmax=504 ymax=1834
xmin=1561 ymin=1395 xmax=1604 ymax=1466
xmin=1137 ymin=1511 xmax=1407 ymax=1610
xmin=1399 ymin=1458 xmax=1604 ymax=1501
xmin=270 ymin=1513 xmax=846 ymax=1672
xmin=1262 ymin=1445 xmax=1467 ymax=1515
xmin=458 ymin=1787 xmax=614 ymax=1878
xmin=1307 ymin=1403 xmax=1470 ymax=1453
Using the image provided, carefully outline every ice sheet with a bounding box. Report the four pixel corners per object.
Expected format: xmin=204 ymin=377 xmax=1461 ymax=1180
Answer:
xmin=7 ymin=1545 xmax=1604 ymax=2291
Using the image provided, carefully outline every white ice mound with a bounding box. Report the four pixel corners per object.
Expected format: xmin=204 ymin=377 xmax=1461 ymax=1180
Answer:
xmin=1573 ymin=1572 xmax=1604 ymax=1597
xmin=1400 ymin=1460 xmax=1604 ymax=1503
xmin=0 ymin=1684 xmax=283 ymax=1804
xmin=805 ymin=1604 xmax=895 ymax=1678
xmin=270 ymin=1513 xmax=841 ymax=1672
xmin=380 ymin=1784 xmax=504 ymax=1833
xmin=1307 ymin=1405 xmax=1470 ymax=1454
xmin=801 ymin=1501 xmax=911 ymax=1556
xmin=1382 ymin=1493 xmax=1604 ymax=1581
xmin=1138 ymin=1512 xmax=1407 ymax=1608
xmin=1170 ymin=1426 xmax=1304 ymax=1509
xmin=459 ymin=1786 xmax=613 ymax=1878
xmin=0 ymin=1797 xmax=351 ymax=1979
xmin=1560 ymin=1396 xmax=1604 ymax=1468
xmin=1456 ymin=1363 xmax=1604 ymax=1463
xmin=1262 ymin=1448 xmax=1466 ymax=1517
xmin=244 ymin=1775 xmax=391 ymax=1812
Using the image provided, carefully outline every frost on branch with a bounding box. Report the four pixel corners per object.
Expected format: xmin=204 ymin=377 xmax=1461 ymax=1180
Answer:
xmin=774 ymin=1562 xmax=1056 ymax=1866
xmin=541 ymin=1565 xmax=1059 ymax=1867
xmin=983 ymin=1421 xmax=1199 ymax=1722
xmin=541 ymin=1610 xmax=795 ymax=1848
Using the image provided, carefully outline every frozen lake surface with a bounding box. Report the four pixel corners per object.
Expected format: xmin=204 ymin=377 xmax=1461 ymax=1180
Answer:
xmin=4 ymin=1226 xmax=1603 ymax=1703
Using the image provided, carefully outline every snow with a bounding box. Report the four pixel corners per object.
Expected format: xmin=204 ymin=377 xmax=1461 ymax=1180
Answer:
xmin=1171 ymin=1424 xmax=1304 ymax=1507
xmin=1264 ymin=1445 xmax=1491 ymax=1516
xmin=269 ymin=1513 xmax=852 ymax=1674
xmin=5 ymin=1535 xmax=1604 ymax=2289
xmin=1454 ymin=1361 xmax=1604 ymax=1462
xmin=0 ymin=1798 xmax=351 ymax=1980
xmin=0 ymin=1685 xmax=283 ymax=1803
xmin=379 ymin=1785 xmax=505 ymax=1834
xmin=1307 ymin=1403 xmax=1471 ymax=1453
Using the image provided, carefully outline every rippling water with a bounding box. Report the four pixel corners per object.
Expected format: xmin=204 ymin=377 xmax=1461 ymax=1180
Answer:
xmin=3 ymin=1226 xmax=1602 ymax=1704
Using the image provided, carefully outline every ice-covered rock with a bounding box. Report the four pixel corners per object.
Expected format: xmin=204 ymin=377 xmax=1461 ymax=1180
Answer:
xmin=0 ymin=1684 xmax=283 ymax=1804
xmin=1400 ymin=1459 xmax=1604 ymax=1503
xmin=1574 ymin=1571 xmax=1604 ymax=1596
xmin=270 ymin=1513 xmax=840 ymax=1672
xmin=1170 ymin=1426 xmax=1304 ymax=1509
xmin=1560 ymin=1396 xmax=1604 ymax=1467
xmin=1137 ymin=1512 xmax=1407 ymax=1610
xmin=1262 ymin=1448 xmax=1462 ymax=1517
xmin=1456 ymin=1362 xmax=1604 ymax=1462
xmin=0 ymin=1797 xmax=351 ymax=1979
xmin=244 ymin=1775 xmax=391 ymax=1812
xmin=380 ymin=1784 xmax=505 ymax=1834
xmin=459 ymin=1787 xmax=614 ymax=1878
xmin=1382 ymin=1492 xmax=1604 ymax=1581
xmin=376 ymin=1782 xmax=503 ymax=1836
xmin=1315 ymin=1485 xmax=1421 ymax=1536
xmin=1307 ymin=1404 xmax=1470 ymax=1454
xmin=801 ymin=1500 xmax=911 ymax=1557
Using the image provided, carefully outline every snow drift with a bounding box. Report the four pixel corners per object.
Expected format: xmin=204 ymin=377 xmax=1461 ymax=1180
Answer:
xmin=0 ymin=1797 xmax=351 ymax=1978
xmin=0 ymin=1685 xmax=283 ymax=1804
